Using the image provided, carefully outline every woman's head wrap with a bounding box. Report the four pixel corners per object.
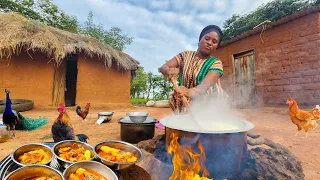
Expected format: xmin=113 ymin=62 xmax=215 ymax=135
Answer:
xmin=199 ymin=25 xmax=223 ymax=45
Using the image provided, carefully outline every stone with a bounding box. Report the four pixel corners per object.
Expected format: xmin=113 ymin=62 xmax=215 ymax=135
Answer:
xmin=146 ymin=101 xmax=155 ymax=107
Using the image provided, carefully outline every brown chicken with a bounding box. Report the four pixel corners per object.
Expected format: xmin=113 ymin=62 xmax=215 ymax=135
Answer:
xmin=286 ymin=98 xmax=319 ymax=138
xmin=76 ymin=103 xmax=91 ymax=120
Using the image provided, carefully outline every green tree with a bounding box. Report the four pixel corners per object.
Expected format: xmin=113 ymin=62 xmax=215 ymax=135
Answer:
xmin=154 ymin=75 xmax=173 ymax=100
xmin=146 ymin=72 xmax=160 ymax=100
xmin=0 ymin=0 xmax=78 ymax=33
xmin=130 ymin=67 xmax=147 ymax=98
xmin=79 ymin=11 xmax=134 ymax=51
xmin=222 ymin=0 xmax=319 ymax=42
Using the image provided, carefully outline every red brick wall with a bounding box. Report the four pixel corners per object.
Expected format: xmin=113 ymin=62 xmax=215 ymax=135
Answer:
xmin=214 ymin=12 xmax=320 ymax=107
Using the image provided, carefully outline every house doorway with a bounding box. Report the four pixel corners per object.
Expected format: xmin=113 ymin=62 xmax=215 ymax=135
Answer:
xmin=65 ymin=54 xmax=78 ymax=107
xmin=233 ymin=50 xmax=257 ymax=108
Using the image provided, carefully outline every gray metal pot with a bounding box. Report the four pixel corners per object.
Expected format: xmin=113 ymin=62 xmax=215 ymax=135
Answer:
xmin=97 ymin=112 xmax=114 ymax=124
xmin=160 ymin=115 xmax=254 ymax=179
xmin=118 ymin=116 xmax=156 ymax=144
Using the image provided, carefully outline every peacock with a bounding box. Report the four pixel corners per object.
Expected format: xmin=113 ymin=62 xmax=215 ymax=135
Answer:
xmin=2 ymin=89 xmax=49 ymax=136
xmin=3 ymin=89 xmax=18 ymax=137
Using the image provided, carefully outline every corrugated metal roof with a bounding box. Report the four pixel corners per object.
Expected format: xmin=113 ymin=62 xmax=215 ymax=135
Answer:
xmin=219 ymin=5 xmax=320 ymax=47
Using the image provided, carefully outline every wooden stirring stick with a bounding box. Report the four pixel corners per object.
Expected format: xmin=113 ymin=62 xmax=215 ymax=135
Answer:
xmin=170 ymin=77 xmax=189 ymax=112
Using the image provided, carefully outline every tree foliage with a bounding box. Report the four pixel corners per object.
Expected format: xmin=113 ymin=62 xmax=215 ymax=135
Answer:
xmin=130 ymin=67 xmax=148 ymax=98
xmin=0 ymin=0 xmax=78 ymax=33
xmin=79 ymin=12 xmax=134 ymax=51
xmin=130 ymin=67 xmax=173 ymax=100
xmin=222 ymin=0 xmax=319 ymax=42
xmin=0 ymin=1 xmax=134 ymax=50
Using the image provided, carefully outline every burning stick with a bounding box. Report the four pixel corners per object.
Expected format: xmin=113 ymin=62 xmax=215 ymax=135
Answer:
xmin=170 ymin=77 xmax=189 ymax=112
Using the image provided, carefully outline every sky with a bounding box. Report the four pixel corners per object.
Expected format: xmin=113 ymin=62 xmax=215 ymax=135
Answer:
xmin=53 ymin=0 xmax=273 ymax=74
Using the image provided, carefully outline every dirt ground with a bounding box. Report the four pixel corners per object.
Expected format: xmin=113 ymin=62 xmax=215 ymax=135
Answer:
xmin=0 ymin=105 xmax=319 ymax=180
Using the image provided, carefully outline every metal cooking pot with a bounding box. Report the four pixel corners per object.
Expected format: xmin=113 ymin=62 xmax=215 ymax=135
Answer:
xmin=118 ymin=116 xmax=156 ymax=144
xmin=160 ymin=115 xmax=254 ymax=179
xmin=97 ymin=112 xmax=114 ymax=124
xmin=63 ymin=161 xmax=118 ymax=180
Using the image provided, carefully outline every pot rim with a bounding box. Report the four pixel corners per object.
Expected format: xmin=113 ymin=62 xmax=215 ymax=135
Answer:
xmin=160 ymin=118 xmax=254 ymax=134
xmin=98 ymin=112 xmax=114 ymax=116
xmin=5 ymin=164 xmax=64 ymax=180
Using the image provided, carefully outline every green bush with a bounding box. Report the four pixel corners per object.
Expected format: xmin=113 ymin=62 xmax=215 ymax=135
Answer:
xmin=130 ymin=98 xmax=148 ymax=105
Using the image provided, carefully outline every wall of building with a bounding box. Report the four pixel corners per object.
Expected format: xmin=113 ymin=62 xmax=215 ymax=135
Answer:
xmin=215 ymin=12 xmax=320 ymax=107
xmin=0 ymin=52 xmax=54 ymax=106
xmin=76 ymin=55 xmax=131 ymax=106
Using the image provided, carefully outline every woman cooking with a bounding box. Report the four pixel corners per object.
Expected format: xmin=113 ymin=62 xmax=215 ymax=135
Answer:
xmin=159 ymin=25 xmax=224 ymax=113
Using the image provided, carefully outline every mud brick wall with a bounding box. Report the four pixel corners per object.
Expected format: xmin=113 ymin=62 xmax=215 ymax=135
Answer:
xmin=214 ymin=12 xmax=320 ymax=107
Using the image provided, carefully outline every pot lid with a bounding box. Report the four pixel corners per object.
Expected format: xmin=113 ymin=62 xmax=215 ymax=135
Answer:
xmin=98 ymin=112 xmax=114 ymax=116
xmin=119 ymin=116 xmax=156 ymax=124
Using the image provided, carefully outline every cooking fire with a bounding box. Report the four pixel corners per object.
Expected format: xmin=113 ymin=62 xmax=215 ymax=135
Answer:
xmin=168 ymin=133 xmax=212 ymax=180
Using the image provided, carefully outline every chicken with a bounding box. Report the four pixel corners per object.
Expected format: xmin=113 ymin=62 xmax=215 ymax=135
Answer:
xmin=286 ymin=98 xmax=319 ymax=138
xmin=2 ymin=89 xmax=18 ymax=137
xmin=312 ymin=105 xmax=320 ymax=120
xmin=76 ymin=103 xmax=91 ymax=120
xmin=52 ymin=103 xmax=89 ymax=143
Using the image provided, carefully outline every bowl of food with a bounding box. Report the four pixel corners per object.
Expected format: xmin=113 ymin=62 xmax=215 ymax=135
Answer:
xmin=11 ymin=143 xmax=54 ymax=167
xmin=127 ymin=112 xmax=149 ymax=123
xmin=63 ymin=161 xmax=118 ymax=180
xmin=52 ymin=140 xmax=95 ymax=168
xmin=94 ymin=140 xmax=144 ymax=170
xmin=4 ymin=164 xmax=64 ymax=180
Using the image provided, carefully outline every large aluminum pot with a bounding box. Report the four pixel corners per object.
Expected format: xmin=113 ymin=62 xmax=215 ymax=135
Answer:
xmin=160 ymin=115 xmax=254 ymax=179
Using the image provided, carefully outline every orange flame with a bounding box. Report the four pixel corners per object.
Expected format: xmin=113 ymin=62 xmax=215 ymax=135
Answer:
xmin=168 ymin=133 xmax=213 ymax=180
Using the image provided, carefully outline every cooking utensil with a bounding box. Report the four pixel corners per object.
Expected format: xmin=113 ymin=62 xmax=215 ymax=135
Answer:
xmin=63 ymin=161 xmax=118 ymax=180
xmin=11 ymin=143 xmax=54 ymax=167
xmin=160 ymin=116 xmax=254 ymax=179
xmin=4 ymin=164 xmax=64 ymax=180
xmin=127 ymin=112 xmax=149 ymax=123
xmin=118 ymin=116 xmax=156 ymax=143
xmin=170 ymin=78 xmax=189 ymax=111
xmin=96 ymin=112 xmax=114 ymax=124
xmin=93 ymin=140 xmax=144 ymax=170
xmin=52 ymin=140 xmax=95 ymax=169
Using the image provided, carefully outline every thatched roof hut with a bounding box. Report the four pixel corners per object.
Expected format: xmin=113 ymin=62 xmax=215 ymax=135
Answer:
xmin=0 ymin=12 xmax=139 ymax=107
xmin=0 ymin=12 xmax=139 ymax=70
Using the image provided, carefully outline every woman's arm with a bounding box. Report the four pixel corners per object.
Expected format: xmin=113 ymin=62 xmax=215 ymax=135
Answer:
xmin=159 ymin=57 xmax=179 ymax=80
xmin=191 ymin=72 xmax=220 ymax=96
xmin=175 ymin=72 xmax=221 ymax=98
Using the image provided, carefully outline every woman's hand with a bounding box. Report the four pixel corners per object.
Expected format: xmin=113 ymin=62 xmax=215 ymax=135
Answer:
xmin=175 ymin=86 xmax=193 ymax=98
xmin=167 ymin=68 xmax=179 ymax=80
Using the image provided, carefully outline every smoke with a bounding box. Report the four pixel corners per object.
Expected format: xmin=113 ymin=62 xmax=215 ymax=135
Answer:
xmin=163 ymin=89 xmax=247 ymax=133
